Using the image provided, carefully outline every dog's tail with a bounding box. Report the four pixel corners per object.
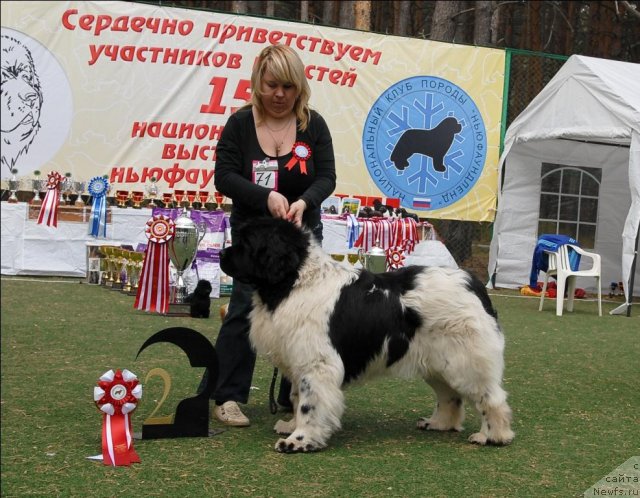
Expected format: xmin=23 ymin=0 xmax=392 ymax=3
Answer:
xmin=465 ymin=271 xmax=498 ymax=319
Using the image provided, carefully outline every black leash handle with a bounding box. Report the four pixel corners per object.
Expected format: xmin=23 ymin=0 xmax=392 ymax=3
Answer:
xmin=268 ymin=367 xmax=279 ymax=414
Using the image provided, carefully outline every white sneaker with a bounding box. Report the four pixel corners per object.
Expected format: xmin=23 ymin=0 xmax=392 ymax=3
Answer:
xmin=214 ymin=401 xmax=250 ymax=427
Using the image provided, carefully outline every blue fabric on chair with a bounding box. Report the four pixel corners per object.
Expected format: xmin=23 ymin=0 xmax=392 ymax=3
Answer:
xmin=529 ymin=234 xmax=581 ymax=288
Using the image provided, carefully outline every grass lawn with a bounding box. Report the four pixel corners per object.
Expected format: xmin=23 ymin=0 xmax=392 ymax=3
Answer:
xmin=1 ymin=277 xmax=638 ymax=497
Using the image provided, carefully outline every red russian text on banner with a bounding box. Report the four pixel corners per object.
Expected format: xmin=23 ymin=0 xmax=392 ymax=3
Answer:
xmin=134 ymin=215 xmax=175 ymax=314
xmin=37 ymin=171 xmax=63 ymax=228
xmin=93 ymin=369 xmax=142 ymax=466
xmin=284 ymin=142 xmax=311 ymax=175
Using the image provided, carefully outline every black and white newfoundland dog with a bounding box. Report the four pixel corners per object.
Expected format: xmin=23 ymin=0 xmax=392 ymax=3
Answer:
xmin=220 ymin=217 xmax=514 ymax=453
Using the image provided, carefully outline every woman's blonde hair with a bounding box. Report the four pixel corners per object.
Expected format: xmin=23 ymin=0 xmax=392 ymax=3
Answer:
xmin=250 ymin=44 xmax=311 ymax=131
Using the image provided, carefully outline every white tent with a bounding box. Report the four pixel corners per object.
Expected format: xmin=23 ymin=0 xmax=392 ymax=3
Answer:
xmin=488 ymin=55 xmax=640 ymax=315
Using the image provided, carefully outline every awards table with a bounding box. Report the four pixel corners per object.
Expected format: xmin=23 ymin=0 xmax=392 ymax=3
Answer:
xmin=320 ymin=216 xmax=458 ymax=269
xmin=1 ymin=202 xmax=153 ymax=277
xmin=1 ymin=203 xmax=458 ymax=277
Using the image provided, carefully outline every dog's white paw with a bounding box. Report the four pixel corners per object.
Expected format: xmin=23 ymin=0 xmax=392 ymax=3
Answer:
xmin=416 ymin=417 xmax=463 ymax=432
xmin=275 ymin=436 xmax=321 ymax=453
xmin=273 ymin=418 xmax=296 ymax=436
xmin=469 ymin=432 xmax=488 ymax=445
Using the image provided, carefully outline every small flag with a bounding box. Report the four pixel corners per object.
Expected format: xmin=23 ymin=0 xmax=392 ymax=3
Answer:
xmin=412 ymin=197 xmax=431 ymax=208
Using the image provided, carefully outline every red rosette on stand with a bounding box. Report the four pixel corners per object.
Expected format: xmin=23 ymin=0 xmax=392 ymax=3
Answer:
xmin=284 ymin=142 xmax=311 ymax=174
xmin=134 ymin=215 xmax=175 ymax=314
xmin=37 ymin=171 xmax=63 ymax=227
xmin=93 ymin=369 xmax=142 ymax=466
xmin=386 ymin=246 xmax=406 ymax=270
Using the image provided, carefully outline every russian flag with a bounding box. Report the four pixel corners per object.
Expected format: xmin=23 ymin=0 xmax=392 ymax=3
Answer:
xmin=412 ymin=197 xmax=431 ymax=208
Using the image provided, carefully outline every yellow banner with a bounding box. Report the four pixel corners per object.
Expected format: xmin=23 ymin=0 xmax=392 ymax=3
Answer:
xmin=1 ymin=1 xmax=504 ymax=221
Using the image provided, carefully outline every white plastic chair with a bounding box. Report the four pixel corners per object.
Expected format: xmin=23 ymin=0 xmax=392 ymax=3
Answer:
xmin=538 ymin=244 xmax=602 ymax=316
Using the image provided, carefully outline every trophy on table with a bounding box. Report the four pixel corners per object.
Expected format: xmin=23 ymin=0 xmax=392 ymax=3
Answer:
xmin=174 ymin=190 xmax=186 ymax=208
xmin=146 ymin=177 xmax=159 ymax=208
xmin=127 ymin=251 xmax=145 ymax=295
xmin=116 ymin=190 xmax=130 ymax=208
xmin=99 ymin=246 xmax=115 ymax=286
xmin=162 ymin=193 xmax=173 ymax=208
xmin=7 ymin=169 xmax=20 ymax=203
xmin=61 ymin=173 xmax=73 ymax=204
xmin=197 ymin=191 xmax=209 ymax=210
xmin=131 ymin=191 xmax=144 ymax=208
xmin=31 ymin=170 xmax=45 ymax=205
xmin=213 ymin=191 xmax=225 ymax=210
xmin=358 ymin=240 xmax=387 ymax=274
xmin=111 ymin=248 xmax=127 ymax=290
xmin=73 ymin=181 xmax=86 ymax=206
xmin=167 ymin=209 xmax=206 ymax=315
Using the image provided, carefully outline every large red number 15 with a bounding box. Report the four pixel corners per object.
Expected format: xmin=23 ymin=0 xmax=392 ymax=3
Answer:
xmin=200 ymin=77 xmax=251 ymax=115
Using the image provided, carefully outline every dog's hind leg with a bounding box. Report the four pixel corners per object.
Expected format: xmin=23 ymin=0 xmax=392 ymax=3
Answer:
xmin=417 ymin=378 xmax=465 ymax=432
xmin=441 ymin=364 xmax=514 ymax=445
xmin=274 ymin=367 xmax=344 ymax=453
xmin=467 ymin=387 xmax=514 ymax=446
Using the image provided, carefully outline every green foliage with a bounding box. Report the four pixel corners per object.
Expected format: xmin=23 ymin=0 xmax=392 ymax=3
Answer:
xmin=1 ymin=279 xmax=638 ymax=497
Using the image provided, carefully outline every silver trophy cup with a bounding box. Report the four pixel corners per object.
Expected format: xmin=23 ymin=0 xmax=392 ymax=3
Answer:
xmin=8 ymin=177 xmax=21 ymax=203
xmin=168 ymin=209 xmax=206 ymax=304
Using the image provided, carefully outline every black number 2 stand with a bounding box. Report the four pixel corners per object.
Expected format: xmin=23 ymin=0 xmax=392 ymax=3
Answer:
xmin=136 ymin=327 xmax=219 ymax=439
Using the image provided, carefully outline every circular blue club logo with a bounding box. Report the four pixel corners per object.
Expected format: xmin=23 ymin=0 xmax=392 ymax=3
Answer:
xmin=362 ymin=76 xmax=487 ymax=211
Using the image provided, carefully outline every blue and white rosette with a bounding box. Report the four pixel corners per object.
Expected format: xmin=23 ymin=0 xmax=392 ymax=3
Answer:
xmin=347 ymin=213 xmax=360 ymax=249
xmin=88 ymin=176 xmax=110 ymax=237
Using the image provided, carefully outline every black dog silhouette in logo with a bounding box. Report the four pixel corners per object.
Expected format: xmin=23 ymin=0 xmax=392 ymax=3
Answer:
xmin=390 ymin=116 xmax=462 ymax=173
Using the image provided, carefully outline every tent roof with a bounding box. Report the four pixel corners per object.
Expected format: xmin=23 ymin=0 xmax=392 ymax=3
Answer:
xmin=504 ymin=55 xmax=640 ymax=146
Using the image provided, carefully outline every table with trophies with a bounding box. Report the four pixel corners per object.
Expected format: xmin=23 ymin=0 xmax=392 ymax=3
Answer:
xmin=2 ymin=173 xmax=457 ymax=306
xmin=319 ymin=215 xmax=458 ymax=269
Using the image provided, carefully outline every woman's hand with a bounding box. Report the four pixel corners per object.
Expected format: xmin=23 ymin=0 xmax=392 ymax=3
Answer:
xmin=267 ymin=190 xmax=290 ymax=219
xmin=286 ymin=199 xmax=307 ymax=227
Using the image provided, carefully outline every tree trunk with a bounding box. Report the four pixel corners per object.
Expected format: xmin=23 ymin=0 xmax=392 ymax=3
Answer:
xmin=230 ymin=1 xmax=247 ymax=14
xmin=339 ymin=0 xmax=355 ymax=29
xmin=300 ymin=1 xmax=309 ymax=23
xmin=265 ymin=1 xmax=275 ymax=18
xmin=394 ymin=0 xmax=412 ymax=36
xmin=474 ymin=0 xmax=493 ymax=46
xmin=431 ymin=0 xmax=460 ymax=41
xmin=322 ymin=0 xmax=338 ymax=25
xmin=354 ymin=0 xmax=372 ymax=31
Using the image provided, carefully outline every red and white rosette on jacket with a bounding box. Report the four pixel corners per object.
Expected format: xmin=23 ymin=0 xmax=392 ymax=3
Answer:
xmin=93 ymin=369 xmax=142 ymax=466
xmin=284 ymin=142 xmax=311 ymax=174
xmin=134 ymin=215 xmax=175 ymax=314
xmin=37 ymin=171 xmax=63 ymax=227
xmin=386 ymin=246 xmax=406 ymax=270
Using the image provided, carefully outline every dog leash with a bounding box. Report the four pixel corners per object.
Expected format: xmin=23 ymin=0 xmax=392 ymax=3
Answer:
xmin=268 ymin=367 xmax=279 ymax=414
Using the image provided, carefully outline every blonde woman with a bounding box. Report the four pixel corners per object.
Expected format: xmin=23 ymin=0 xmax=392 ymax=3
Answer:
xmin=206 ymin=44 xmax=336 ymax=426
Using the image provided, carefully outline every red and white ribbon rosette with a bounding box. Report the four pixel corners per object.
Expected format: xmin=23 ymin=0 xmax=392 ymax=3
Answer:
xmin=37 ymin=171 xmax=63 ymax=227
xmin=134 ymin=215 xmax=175 ymax=314
xmin=94 ymin=369 xmax=142 ymax=466
xmin=284 ymin=142 xmax=311 ymax=175
xmin=354 ymin=219 xmax=377 ymax=252
xmin=393 ymin=217 xmax=419 ymax=254
xmin=386 ymin=246 xmax=406 ymax=270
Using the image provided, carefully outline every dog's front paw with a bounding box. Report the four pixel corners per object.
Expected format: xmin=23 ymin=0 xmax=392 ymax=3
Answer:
xmin=468 ymin=432 xmax=488 ymax=445
xmin=469 ymin=430 xmax=514 ymax=446
xmin=273 ymin=418 xmax=296 ymax=436
xmin=416 ymin=417 xmax=463 ymax=432
xmin=275 ymin=436 xmax=320 ymax=454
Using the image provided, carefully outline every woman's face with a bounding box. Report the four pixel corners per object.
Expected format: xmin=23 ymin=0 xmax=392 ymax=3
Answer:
xmin=259 ymin=69 xmax=298 ymax=120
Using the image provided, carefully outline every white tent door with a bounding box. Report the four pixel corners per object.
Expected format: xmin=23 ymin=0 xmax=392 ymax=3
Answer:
xmin=493 ymin=139 xmax=637 ymax=291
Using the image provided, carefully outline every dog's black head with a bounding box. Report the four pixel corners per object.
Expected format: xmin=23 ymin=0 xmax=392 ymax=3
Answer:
xmin=220 ymin=217 xmax=310 ymax=309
